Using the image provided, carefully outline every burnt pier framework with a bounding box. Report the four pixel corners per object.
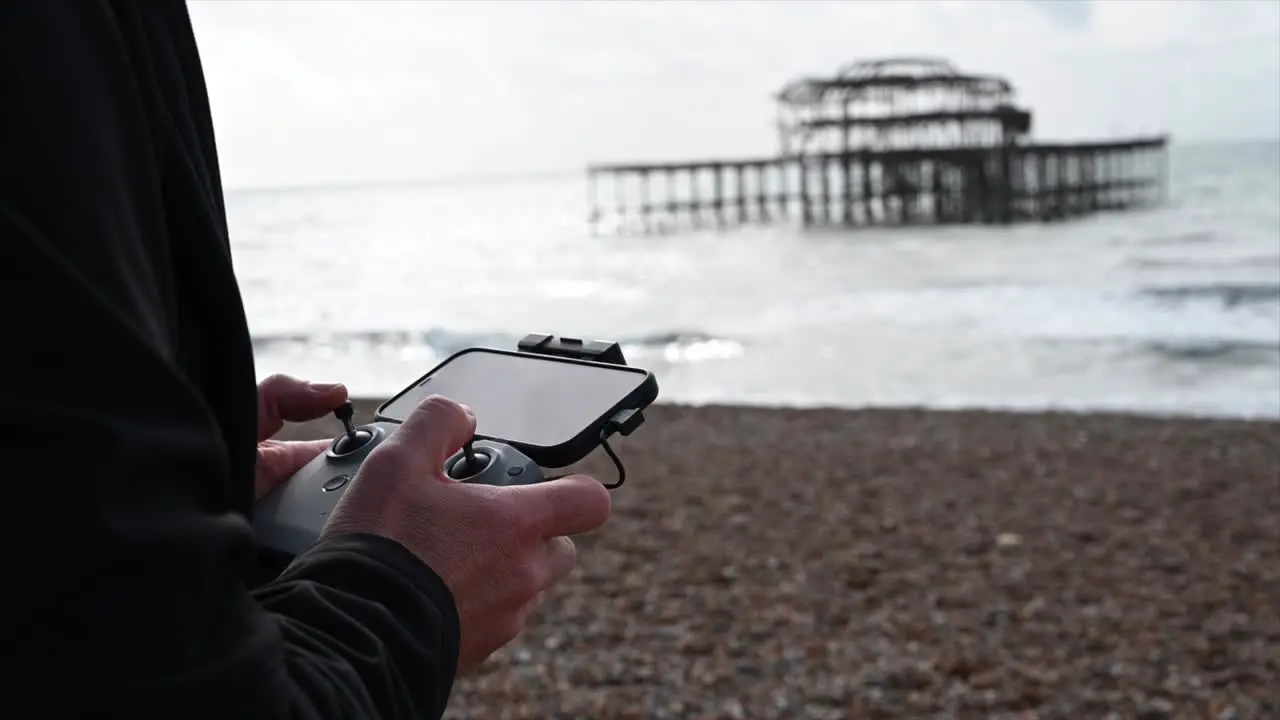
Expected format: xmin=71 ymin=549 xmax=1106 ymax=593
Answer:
xmin=587 ymin=58 xmax=1169 ymax=234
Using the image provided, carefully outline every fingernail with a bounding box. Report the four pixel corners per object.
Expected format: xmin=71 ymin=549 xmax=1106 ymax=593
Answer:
xmin=310 ymin=382 xmax=345 ymax=393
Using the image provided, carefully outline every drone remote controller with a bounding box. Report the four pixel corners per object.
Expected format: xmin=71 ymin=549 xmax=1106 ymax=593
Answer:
xmin=252 ymin=334 xmax=655 ymax=564
xmin=252 ymin=401 xmax=546 ymax=559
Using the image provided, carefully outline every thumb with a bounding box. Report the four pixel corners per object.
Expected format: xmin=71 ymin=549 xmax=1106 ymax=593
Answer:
xmin=388 ymin=394 xmax=477 ymax=473
xmin=258 ymin=374 xmax=349 ymax=441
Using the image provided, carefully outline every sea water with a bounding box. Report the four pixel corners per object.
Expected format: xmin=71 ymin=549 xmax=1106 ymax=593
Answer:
xmin=229 ymin=141 xmax=1280 ymax=420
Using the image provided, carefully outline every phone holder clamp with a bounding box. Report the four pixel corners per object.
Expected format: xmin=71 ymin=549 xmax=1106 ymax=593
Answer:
xmin=516 ymin=333 xmax=644 ymax=489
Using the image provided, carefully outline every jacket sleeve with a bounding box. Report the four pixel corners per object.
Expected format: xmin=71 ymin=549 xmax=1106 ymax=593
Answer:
xmin=0 ymin=2 xmax=459 ymax=718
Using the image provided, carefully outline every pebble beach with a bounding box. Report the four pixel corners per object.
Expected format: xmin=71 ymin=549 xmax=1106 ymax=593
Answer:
xmin=276 ymin=399 xmax=1280 ymax=720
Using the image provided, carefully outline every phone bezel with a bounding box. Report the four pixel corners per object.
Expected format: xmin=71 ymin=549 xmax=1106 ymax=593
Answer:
xmin=373 ymin=347 xmax=659 ymax=468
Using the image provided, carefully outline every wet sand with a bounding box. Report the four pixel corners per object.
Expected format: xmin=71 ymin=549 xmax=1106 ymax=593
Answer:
xmin=276 ymin=400 xmax=1280 ymax=719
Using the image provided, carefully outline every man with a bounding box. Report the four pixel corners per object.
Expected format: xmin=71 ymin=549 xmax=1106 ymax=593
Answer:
xmin=0 ymin=2 xmax=612 ymax=718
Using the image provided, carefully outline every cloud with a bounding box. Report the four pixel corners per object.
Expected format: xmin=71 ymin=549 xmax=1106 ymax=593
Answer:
xmin=188 ymin=0 xmax=1280 ymax=190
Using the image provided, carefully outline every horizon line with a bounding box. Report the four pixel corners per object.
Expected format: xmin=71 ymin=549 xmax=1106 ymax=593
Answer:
xmin=222 ymin=136 xmax=1278 ymax=196
xmin=223 ymin=166 xmax=583 ymax=197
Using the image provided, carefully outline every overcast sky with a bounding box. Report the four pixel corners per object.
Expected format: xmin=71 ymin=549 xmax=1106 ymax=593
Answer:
xmin=188 ymin=0 xmax=1280 ymax=191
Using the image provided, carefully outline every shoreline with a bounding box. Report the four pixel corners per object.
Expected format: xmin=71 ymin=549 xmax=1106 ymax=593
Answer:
xmin=274 ymin=399 xmax=1279 ymax=718
xmin=277 ymin=397 xmax=1280 ymax=443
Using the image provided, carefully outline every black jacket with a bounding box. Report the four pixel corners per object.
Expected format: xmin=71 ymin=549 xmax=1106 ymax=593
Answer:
xmin=0 ymin=2 xmax=460 ymax=717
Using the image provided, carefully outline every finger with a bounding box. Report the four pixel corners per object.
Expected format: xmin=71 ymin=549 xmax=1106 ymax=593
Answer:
xmin=255 ymin=439 xmax=331 ymax=498
xmin=538 ymin=536 xmax=578 ymax=587
xmin=388 ymin=394 xmax=476 ymax=472
xmin=257 ymin=374 xmax=348 ymax=441
xmin=513 ymin=590 xmax=549 ymax=630
xmin=510 ymin=474 xmax=612 ymax=539
xmin=516 ymin=538 xmax=576 ymax=608
xmin=513 ymin=543 xmax=571 ymax=629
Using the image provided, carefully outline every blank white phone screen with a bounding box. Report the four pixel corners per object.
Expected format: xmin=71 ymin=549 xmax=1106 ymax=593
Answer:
xmin=379 ymin=350 xmax=650 ymax=448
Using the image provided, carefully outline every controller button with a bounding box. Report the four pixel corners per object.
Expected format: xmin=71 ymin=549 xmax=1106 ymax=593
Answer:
xmin=322 ymin=474 xmax=351 ymax=492
xmin=506 ymin=466 xmax=524 ymax=477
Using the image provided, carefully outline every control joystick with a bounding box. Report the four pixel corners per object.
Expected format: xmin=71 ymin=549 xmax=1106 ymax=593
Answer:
xmin=443 ymin=439 xmax=542 ymax=486
xmin=447 ymin=442 xmax=491 ymax=479
xmin=329 ymin=401 xmax=374 ymax=456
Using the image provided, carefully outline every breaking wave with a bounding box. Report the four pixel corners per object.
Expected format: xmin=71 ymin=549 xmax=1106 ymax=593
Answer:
xmin=251 ymin=328 xmax=744 ymax=364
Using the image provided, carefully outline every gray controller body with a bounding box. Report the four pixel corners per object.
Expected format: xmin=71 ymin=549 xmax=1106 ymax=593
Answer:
xmin=252 ymin=421 xmax=545 ymax=558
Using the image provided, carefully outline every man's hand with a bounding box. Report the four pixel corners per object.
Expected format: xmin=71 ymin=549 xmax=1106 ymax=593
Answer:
xmin=322 ymin=394 xmax=612 ymax=676
xmin=255 ymin=374 xmax=349 ymax=501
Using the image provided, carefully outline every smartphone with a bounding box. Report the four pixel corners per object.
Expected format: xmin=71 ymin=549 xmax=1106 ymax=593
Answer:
xmin=375 ymin=348 xmax=659 ymax=467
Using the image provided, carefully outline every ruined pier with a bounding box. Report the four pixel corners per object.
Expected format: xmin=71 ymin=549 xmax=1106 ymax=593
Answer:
xmin=587 ymin=58 xmax=1169 ymax=235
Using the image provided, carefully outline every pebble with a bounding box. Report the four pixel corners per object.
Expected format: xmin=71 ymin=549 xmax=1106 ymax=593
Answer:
xmin=283 ymin=401 xmax=1280 ymax=719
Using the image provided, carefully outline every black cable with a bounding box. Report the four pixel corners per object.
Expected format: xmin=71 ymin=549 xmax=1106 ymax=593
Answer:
xmin=543 ymin=426 xmax=627 ymax=489
xmin=598 ymin=434 xmax=625 ymax=490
